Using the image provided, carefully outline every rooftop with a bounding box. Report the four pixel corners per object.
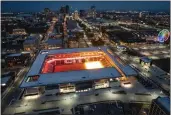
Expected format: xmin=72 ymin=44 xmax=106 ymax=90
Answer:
xmin=46 ymin=38 xmax=62 ymax=45
xmin=67 ymin=20 xmax=77 ymax=30
xmin=71 ymin=28 xmax=84 ymax=32
xmin=20 ymin=47 xmax=137 ymax=88
xmin=17 ymin=14 xmax=33 ymax=17
xmin=140 ymin=57 xmax=152 ymax=63
xmin=6 ymin=52 xmax=30 ymax=58
xmin=6 ymin=53 xmax=22 ymax=57
xmin=156 ymin=96 xmax=170 ymax=113
xmin=1 ymin=76 xmax=11 ymax=85
xmin=23 ymin=36 xmax=38 ymax=44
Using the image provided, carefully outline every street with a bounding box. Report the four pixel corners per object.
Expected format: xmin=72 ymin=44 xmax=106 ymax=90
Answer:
xmin=1 ymin=56 xmax=35 ymax=114
xmin=1 ymin=67 xmax=28 ymax=113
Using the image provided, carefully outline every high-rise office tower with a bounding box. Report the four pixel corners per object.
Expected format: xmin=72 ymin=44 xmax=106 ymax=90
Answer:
xmin=60 ymin=6 xmax=66 ymax=14
xmin=60 ymin=5 xmax=69 ymax=14
xmin=79 ymin=10 xmax=86 ymax=18
xmin=87 ymin=5 xmax=96 ymax=18
xmin=44 ymin=8 xmax=51 ymax=15
xmin=66 ymin=5 xmax=69 ymax=14
xmin=139 ymin=12 xmax=142 ymax=18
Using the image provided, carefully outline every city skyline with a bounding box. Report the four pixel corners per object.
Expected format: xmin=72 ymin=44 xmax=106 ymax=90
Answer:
xmin=2 ymin=1 xmax=170 ymax=12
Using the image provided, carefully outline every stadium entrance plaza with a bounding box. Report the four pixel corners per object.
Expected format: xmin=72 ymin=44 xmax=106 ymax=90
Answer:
xmin=3 ymin=77 xmax=165 ymax=115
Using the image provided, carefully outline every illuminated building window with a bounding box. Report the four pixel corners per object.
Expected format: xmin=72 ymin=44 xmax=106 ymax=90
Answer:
xmin=26 ymin=75 xmax=39 ymax=82
xmin=41 ymin=51 xmax=49 ymax=54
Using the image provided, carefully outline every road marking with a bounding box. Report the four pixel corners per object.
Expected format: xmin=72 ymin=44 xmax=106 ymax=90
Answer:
xmin=9 ymin=98 xmax=16 ymax=106
xmin=2 ymin=68 xmax=27 ymax=100
xmin=2 ymin=84 xmax=13 ymax=100
xmin=17 ymin=68 xmax=25 ymax=76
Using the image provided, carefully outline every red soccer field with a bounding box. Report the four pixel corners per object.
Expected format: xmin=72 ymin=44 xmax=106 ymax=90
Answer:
xmin=41 ymin=51 xmax=112 ymax=73
xmin=54 ymin=63 xmax=86 ymax=72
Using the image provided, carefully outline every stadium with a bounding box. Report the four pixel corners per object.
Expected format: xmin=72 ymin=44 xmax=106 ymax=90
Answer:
xmin=20 ymin=47 xmax=137 ymax=95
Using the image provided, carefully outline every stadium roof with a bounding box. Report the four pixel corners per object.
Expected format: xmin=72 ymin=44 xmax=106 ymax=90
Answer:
xmin=20 ymin=47 xmax=137 ymax=88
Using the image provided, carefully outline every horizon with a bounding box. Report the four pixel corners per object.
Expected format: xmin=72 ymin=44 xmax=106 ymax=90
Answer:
xmin=1 ymin=1 xmax=170 ymax=13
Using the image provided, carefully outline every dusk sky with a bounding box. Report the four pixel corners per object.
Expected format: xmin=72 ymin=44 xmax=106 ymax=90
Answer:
xmin=1 ymin=1 xmax=170 ymax=12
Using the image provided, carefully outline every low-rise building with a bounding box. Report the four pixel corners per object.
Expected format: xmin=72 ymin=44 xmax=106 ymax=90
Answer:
xmin=5 ymin=52 xmax=31 ymax=67
xmin=1 ymin=72 xmax=16 ymax=93
xmin=140 ymin=57 xmax=152 ymax=67
xmin=68 ymin=37 xmax=79 ymax=48
xmin=45 ymin=38 xmax=63 ymax=50
xmin=23 ymin=35 xmax=40 ymax=54
xmin=148 ymin=96 xmax=170 ymax=115
xmin=12 ymin=28 xmax=27 ymax=35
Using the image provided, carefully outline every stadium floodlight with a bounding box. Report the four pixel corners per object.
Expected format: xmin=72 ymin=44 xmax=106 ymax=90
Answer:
xmin=84 ymin=61 xmax=104 ymax=69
